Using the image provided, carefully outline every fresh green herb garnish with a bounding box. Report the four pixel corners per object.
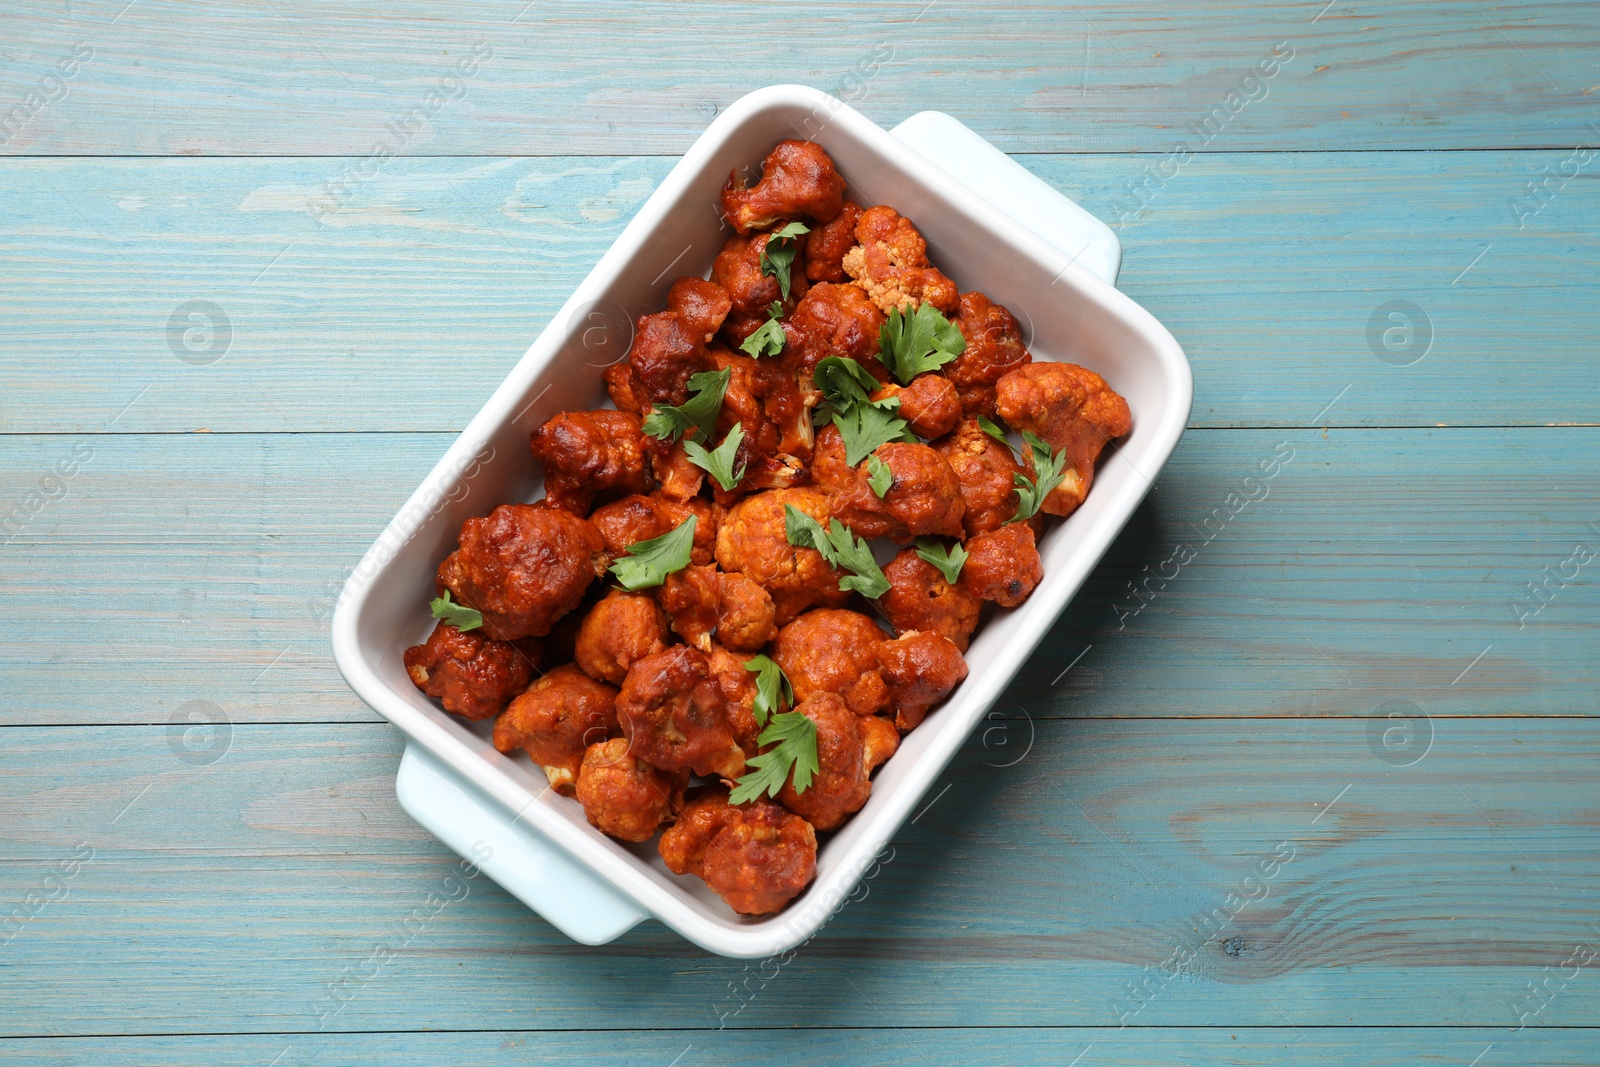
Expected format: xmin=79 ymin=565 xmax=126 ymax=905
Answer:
xmin=739 ymin=301 xmax=787 ymax=359
xmin=683 ymin=421 xmax=747 ymax=492
xmin=742 ymin=654 xmax=794 ymax=730
xmin=813 ymin=356 xmax=882 ymax=410
xmin=641 ymin=369 xmax=730 ymax=443
xmin=430 ymin=590 xmax=483 ymax=632
xmin=759 ymin=221 xmax=811 ymax=300
xmin=832 ymin=401 xmax=912 ymax=466
xmin=977 ymin=414 xmax=1016 ymax=455
xmin=914 ymin=537 xmax=968 ymax=584
xmin=1009 ymin=430 xmax=1069 ymax=524
xmin=784 ymin=505 xmax=892 ymax=600
xmin=729 ymin=711 xmax=819 ymax=803
xmin=865 ymin=453 xmax=893 ymax=498
xmin=607 ymin=514 xmax=697 ymax=590
xmin=877 ymin=302 xmax=966 ymax=385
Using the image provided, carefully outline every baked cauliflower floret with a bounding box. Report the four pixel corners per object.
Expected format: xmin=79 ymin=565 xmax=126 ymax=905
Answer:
xmin=720 ymin=139 xmax=847 ymax=235
xmin=704 ymin=642 xmax=766 ymax=756
xmin=714 ymin=487 xmax=851 ymax=625
xmin=785 ymin=281 xmax=886 ymax=380
xmin=666 ymin=275 xmax=732 ymax=344
xmin=960 ymin=523 xmax=1044 ymax=608
xmin=615 ymin=645 xmax=745 ymax=779
xmin=658 ymin=563 xmax=776 ymax=653
xmin=627 ymin=309 xmax=715 ymax=407
xmin=660 ymin=786 xmax=818 ymax=915
xmin=436 ymin=503 xmax=605 ymax=641
xmin=871 ymin=373 xmax=963 ymax=440
xmin=879 ymin=630 xmax=969 ymax=732
xmin=588 ymin=492 xmax=719 ymax=569
xmin=804 ymin=199 xmax=863 ymax=282
xmin=949 ymin=291 xmax=1032 ymax=417
xmin=575 ymin=737 xmax=686 ymax=842
xmin=775 ymin=692 xmax=899 ymax=830
xmin=840 ymin=205 xmax=958 ymax=315
xmin=934 ymin=416 xmax=1036 ymax=536
xmin=813 ymin=425 xmax=965 ymax=543
xmin=528 ymin=409 xmax=652 ymax=515
xmin=402 ymin=620 xmax=536 ymax=721
xmin=771 ymin=608 xmax=890 ymax=717
xmin=574 ymin=588 xmax=670 ymax=685
xmin=492 ymin=664 xmax=619 ymax=795
xmin=880 ymin=547 xmax=981 ymax=652
xmin=995 ymin=362 xmax=1132 ymax=517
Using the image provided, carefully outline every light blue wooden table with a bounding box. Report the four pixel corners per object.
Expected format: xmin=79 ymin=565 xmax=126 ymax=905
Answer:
xmin=3 ymin=2 xmax=1597 ymax=1063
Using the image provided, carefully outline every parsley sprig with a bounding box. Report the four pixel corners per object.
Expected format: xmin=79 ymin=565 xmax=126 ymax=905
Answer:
xmin=742 ymin=654 xmax=794 ymax=729
xmin=1009 ymin=430 xmax=1069 ymax=524
xmin=784 ymin=505 xmax=891 ymax=600
xmin=759 ymin=221 xmax=810 ymax=300
xmin=641 ymin=369 xmax=729 ymax=443
xmin=608 ymin=514 xmax=697 ymax=590
xmin=877 ymin=302 xmax=965 ymax=385
xmin=812 ymin=356 xmax=913 ymax=464
xmin=914 ymin=537 xmax=968 ymax=584
xmin=739 ymin=301 xmax=787 ymax=359
xmin=729 ymin=711 xmax=819 ymax=804
xmin=430 ymin=590 xmax=483 ymax=632
xmin=683 ymin=421 xmax=746 ymax=492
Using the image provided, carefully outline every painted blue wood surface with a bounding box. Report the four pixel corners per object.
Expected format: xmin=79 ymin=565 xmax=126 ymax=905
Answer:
xmin=1 ymin=0 xmax=1597 ymax=1060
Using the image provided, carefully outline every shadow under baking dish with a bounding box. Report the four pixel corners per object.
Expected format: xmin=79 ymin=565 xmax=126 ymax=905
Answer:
xmin=333 ymin=85 xmax=1191 ymax=958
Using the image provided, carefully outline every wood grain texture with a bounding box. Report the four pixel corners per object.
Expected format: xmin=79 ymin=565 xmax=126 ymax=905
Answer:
xmin=2 ymin=152 xmax=1597 ymax=434
xmin=1 ymin=1029 xmax=1595 ymax=1066
xmin=2 ymin=1 xmax=1597 ymax=156
xmin=1 ymin=719 xmax=1596 ymax=1034
xmin=2 ymin=427 xmax=1595 ymax=726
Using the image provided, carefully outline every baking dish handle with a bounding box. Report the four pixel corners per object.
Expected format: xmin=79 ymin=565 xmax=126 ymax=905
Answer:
xmin=891 ymin=111 xmax=1122 ymax=286
xmin=395 ymin=743 xmax=647 ymax=944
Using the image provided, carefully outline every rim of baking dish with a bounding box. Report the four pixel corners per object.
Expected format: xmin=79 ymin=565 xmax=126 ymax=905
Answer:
xmin=333 ymin=84 xmax=1191 ymax=958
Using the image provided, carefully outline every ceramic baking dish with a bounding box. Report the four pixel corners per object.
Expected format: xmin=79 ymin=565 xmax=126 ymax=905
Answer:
xmin=331 ymin=85 xmax=1191 ymax=959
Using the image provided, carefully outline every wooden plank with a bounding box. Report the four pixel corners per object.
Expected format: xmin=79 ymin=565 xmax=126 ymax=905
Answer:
xmin=0 ymin=719 xmax=1596 ymax=1032
xmin=2 ymin=1 xmax=1597 ymax=156
xmin=2 ymin=427 xmax=1595 ymax=726
xmin=0 ymin=1029 xmax=1594 ymax=1066
xmin=2 ymin=152 xmax=1595 ymax=435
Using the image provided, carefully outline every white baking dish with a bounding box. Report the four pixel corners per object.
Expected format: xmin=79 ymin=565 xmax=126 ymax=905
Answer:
xmin=331 ymin=85 xmax=1191 ymax=959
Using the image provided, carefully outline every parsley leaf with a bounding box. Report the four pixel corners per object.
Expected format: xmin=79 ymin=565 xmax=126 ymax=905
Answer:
xmin=739 ymin=302 xmax=787 ymax=358
xmin=914 ymin=537 xmax=968 ymax=584
xmin=977 ymin=414 xmax=1016 ymax=455
xmin=607 ymin=514 xmax=697 ymax=590
xmin=832 ymin=401 xmax=911 ymax=466
xmin=813 ymin=356 xmax=883 ymax=410
xmin=641 ymin=369 xmax=730 ymax=443
xmin=865 ymin=453 xmax=892 ymax=498
xmin=1010 ymin=430 xmax=1069 ymax=524
xmin=877 ymin=302 xmax=966 ymax=385
xmin=683 ymin=421 xmax=747 ymax=492
xmin=759 ymin=221 xmax=811 ymax=300
xmin=783 ymin=506 xmax=891 ymax=600
xmin=742 ymin=654 xmax=794 ymax=730
xmin=728 ymin=711 xmax=819 ymax=803
xmin=430 ymin=590 xmax=483 ymax=632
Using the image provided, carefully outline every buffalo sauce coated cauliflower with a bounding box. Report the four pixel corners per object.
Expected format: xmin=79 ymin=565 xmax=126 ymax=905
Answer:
xmin=721 ymin=140 xmax=846 ymax=235
xmin=841 ymin=205 xmax=959 ymax=315
xmin=403 ymin=621 xmax=536 ymax=721
xmin=714 ymin=488 xmax=851 ymax=625
xmin=659 ymin=786 xmax=817 ymax=915
xmin=401 ymin=137 xmax=1140 ymax=920
xmin=492 ymin=664 xmax=619 ymax=795
xmin=995 ymin=362 xmax=1133 ymax=517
